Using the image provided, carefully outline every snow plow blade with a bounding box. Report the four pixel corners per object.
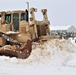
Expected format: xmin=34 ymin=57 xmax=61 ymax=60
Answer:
xmin=0 ymin=40 xmax=32 ymax=59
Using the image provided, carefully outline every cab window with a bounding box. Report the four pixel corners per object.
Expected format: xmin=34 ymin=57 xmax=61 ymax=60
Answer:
xmin=5 ymin=14 xmax=11 ymax=23
xmin=21 ymin=13 xmax=26 ymax=20
xmin=21 ymin=10 xmax=28 ymax=22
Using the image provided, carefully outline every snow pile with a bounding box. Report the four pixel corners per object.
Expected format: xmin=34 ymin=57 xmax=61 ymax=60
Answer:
xmin=0 ymin=39 xmax=76 ymax=75
xmin=1 ymin=39 xmax=76 ymax=66
xmin=24 ymin=39 xmax=76 ymax=66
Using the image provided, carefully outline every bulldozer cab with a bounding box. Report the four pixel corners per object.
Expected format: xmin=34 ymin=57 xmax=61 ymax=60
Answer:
xmin=0 ymin=10 xmax=29 ymax=33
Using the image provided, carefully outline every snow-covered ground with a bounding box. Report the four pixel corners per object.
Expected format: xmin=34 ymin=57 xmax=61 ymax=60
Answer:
xmin=0 ymin=39 xmax=76 ymax=75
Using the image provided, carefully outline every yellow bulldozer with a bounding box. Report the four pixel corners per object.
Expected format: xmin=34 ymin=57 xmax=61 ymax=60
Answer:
xmin=0 ymin=5 xmax=61 ymax=59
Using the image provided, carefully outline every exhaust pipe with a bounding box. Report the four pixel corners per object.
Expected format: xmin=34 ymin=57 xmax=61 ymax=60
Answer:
xmin=26 ymin=2 xmax=29 ymax=22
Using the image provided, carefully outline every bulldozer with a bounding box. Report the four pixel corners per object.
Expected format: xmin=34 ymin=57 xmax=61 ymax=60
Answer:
xmin=0 ymin=10 xmax=32 ymax=59
xmin=0 ymin=5 xmax=60 ymax=59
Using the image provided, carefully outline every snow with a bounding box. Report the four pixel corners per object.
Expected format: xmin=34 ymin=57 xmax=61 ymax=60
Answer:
xmin=6 ymin=31 xmax=19 ymax=34
xmin=0 ymin=39 xmax=76 ymax=75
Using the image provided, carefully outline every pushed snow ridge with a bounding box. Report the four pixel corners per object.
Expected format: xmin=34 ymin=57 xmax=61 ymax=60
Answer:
xmin=0 ymin=39 xmax=76 ymax=66
xmin=1 ymin=39 xmax=76 ymax=75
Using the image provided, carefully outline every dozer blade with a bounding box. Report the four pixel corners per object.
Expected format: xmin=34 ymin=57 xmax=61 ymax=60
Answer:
xmin=0 ymin=40 xmax=32 ymax=59
xmin=39 ymin=35 xmax=62 ymax=41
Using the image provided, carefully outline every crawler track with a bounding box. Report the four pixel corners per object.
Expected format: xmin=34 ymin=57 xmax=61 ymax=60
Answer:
xmin=0 ymin=32 xmax=32 ymax=59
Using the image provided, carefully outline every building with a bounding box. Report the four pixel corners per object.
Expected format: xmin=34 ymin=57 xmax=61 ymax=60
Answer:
xmin=50 ymin=25 xmax=76 ymax=38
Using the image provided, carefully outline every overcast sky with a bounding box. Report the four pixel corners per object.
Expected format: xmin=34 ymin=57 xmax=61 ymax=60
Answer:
xmin=0 ymin=0 xmax=76 ymax=26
